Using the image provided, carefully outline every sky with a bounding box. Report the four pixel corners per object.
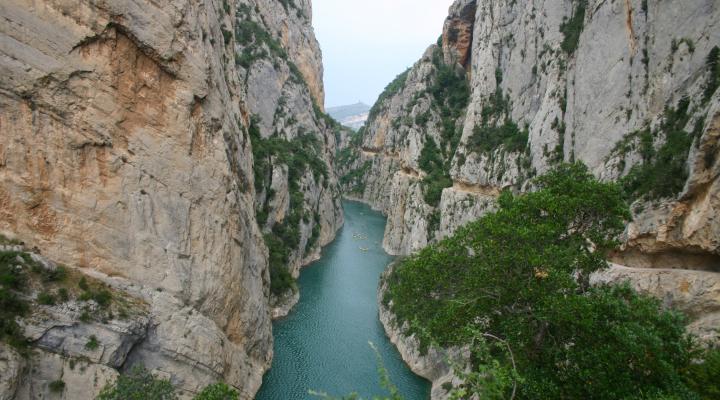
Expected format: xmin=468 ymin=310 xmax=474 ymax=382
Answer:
xmin=312 ymin=0 xmax=455 ymax=108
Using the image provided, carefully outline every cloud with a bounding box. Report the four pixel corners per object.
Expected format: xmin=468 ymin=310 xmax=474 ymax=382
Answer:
xmin=312 ymin=0 xmax=455 ymax=107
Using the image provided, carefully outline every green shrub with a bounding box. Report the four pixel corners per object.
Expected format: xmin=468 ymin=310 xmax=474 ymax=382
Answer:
xmin=468 ymin=120 xmax=528 ymax=154
xmin=0 ymin=251 xmax=29 ymax=349
xmin=385 ymin=163 xmax=702 ymax=399
xmin=340 ymin=161 xmax=372 ymax=194
xmin=418 ymin=139 xmax=452 ymax=207
xmin=49 ymin=379 xmax=65 ymax=393
xmin=37 ymin=291 xmax=56 ymax=306
xmin=429 ymin=48 xmax=470 ymax=160
xmin=704 ymin=46 xmax=720 ymax=103
xmin=621 ymin=98 xmax=700 ymax=200
xmin=0 ymin=251 xmax=26 ymax=289
xmin=467 ymin=70 xmax=528 ymax=158
xmin=685 ymin=347 xmax=720 ymax=400
xmin=193 ymin=383 xmax=239 ymax=400
xmin=85 ymin=335 xmax=99 ymax=350
xmin=560 ymin=0 xmax=588 ymax=55
xmin=248 ymin=116 xmax=331 ymax=295
xmin=97 ymin=365 xmax=176 ymax=400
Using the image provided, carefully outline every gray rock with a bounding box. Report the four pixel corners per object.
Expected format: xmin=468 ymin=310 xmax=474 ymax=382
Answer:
xmin=0 ymin=0 xmax=341 ymax=397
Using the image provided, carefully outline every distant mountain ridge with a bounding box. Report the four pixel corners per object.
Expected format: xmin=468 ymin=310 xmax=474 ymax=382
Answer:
xmin=327 ymin=102 xmax=370 ymax=130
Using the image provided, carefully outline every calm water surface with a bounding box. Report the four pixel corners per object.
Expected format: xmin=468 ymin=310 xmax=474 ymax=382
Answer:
xmin=256 ymin=200 xmax=430 ymax=399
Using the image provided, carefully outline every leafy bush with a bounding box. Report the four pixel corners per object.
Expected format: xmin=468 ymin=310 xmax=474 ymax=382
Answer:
xmin=97 ymin=365 xmax=176 ymax=400
xmin=621 ymin=98 xmax=700 ymax=200
xmin=86 ymin=335 xmax=99 ymax=350
xmin=468 ymin=120 xmax=528 ymax=154
xmin=560 ymin=0 xmax=588 ymax=55
xmin=98 ymin=368 xmax=243 ymax=400
xmin=340 ymin=161 xmax=372 ymax=195
xmin=384 ymin=163 xmax=703 ymax=399
xmin=248 ymin=116 xmax=330 ymax=295
xmin=49 ymin=379 xmax=65 ymax=393
xmin=58 ymin=287 xmax=70 ymax=302
xmin=685 ymin=347 xmax=720 ymax=400
xmin=467 ymin=70 xmax=528 ymax=157
xmin=194 ymin=383 xmax=239 ymax=400
xmin=79 ymin=286 xmax=112 ymax=308
xmin=37 ymin=291 xmax=56 ymax=306
xmin=704 ymin=46 xmax=720 ymax=103
xmin=0 ymin=251 xmax=29 ymax=349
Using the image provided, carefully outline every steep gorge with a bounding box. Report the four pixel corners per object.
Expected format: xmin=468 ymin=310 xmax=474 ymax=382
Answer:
xmin=0 ymin=0 xmax=341 ymax=398
xmin=337 ymin=0 xmax=720 ymax=395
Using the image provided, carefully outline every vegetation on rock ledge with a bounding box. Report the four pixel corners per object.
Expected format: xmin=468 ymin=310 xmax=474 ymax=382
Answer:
xmin=97 ymin=365 xmax=240 ymax=400
xmin=382 ymin=163 xmax=713 ymax=399
xmin=248 ymin=116 xmax=330 ymax=295
xmin=618 ymin=98 xmax=703 ymax=201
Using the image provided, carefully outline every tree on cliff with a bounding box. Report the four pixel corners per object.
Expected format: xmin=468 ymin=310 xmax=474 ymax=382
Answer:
xmin=382 ymin=163 xmax=709 ymax=399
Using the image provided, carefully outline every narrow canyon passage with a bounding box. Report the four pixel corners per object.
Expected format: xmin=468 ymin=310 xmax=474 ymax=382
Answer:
xmin=256 ymin=201 xmax=430 ymax=399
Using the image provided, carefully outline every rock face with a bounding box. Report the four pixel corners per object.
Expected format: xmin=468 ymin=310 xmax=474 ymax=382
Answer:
xmin=341 ymin=0 xmax=720 ymax=348
xmin=0 ymin=0 xmax=341 ymax=398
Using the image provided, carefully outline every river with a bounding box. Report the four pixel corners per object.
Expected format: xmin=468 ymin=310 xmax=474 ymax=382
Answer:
xmin=256 ymin=200 xmax=430 ymax=399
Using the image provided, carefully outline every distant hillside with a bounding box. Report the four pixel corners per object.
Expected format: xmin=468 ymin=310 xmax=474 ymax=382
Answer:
xmin=327 ymin=102 xmax=370 ymax=130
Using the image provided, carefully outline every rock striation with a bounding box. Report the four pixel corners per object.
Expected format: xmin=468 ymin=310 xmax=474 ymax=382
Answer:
xmin=0 ymin=0 xmax=341 ymax=398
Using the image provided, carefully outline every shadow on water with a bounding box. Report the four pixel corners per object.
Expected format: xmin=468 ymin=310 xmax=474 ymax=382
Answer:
xmin=256 ymin=200 xmax=430 ymax=400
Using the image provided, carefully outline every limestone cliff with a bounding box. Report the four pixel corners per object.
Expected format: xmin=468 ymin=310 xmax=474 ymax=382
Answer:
xmin=0 ymin=0 xmax=341 ymax=398
xmin=337 ymin=0 xmax=720 ymax=366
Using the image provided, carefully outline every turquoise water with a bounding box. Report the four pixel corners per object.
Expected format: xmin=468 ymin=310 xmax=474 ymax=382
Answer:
xmin=256 ymin=200 xmax=431 ymax=399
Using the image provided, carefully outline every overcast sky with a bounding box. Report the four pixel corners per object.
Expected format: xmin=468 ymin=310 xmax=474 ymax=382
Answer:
xmin=313 ymin=0 xmax=455 ymax=108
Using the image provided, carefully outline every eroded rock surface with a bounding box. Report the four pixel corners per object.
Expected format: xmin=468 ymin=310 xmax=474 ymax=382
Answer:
xmin=0 ymin=0 xmax=341 ymax=398
xmin=340 ymin=0 xmax=720 ymax=354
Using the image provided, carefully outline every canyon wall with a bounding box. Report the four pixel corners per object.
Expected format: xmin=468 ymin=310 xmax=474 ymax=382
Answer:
xmin=338 ymin=0 xmax=720 ymax=344
xmin=0 ymin=0 xmax=340 ymax=398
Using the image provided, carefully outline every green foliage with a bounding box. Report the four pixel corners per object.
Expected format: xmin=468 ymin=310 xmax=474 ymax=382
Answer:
xmin=414 ymin=47 xmax=471 ymax=207
xmin=383 ymin=164 xmax=702 ymax=398
xmin=37 ymin=291 xmax=56 ymax=306
xmin=466 ymin=70 xmax=528 ymax=158
xmin=233 ymin=6 xmax=307 ymax=85
xmin=1 ymin=251 xmax=29 ymax=349
xmin=685 ymin=347 xmax=720 ymax=400
xmin=621 ymin=98 xmax=699 ymax=200
xmin=369 ymin=69 xmax=410 ymax=120
xmin=97 ymin=365 xmax=177 ymax=400
xmin=278 ymin=0 xmax=297 ymax=11
xmin=560 ymin=0 xmax=587 ymax=55
xmin=79 ymin=285 xmax=113 ymax=308
xmin=49 ymin=379 xmax=66 ymax=393
xmin=340 ymin=161 xmax=372 ymax=195
xmin=249 ymin=116 xmax=329 ymax=295
xmin=704 ymin=46 xmax=720 ymax=103
xmin=468 ymin=120 xmax=528 ymax=154
xmin=98 ymin=368 xmax=243 ymax=400
xmin=193 ymin=383 xmax=239 ymax=400
xmin=265 ymin=233 xmax=296 ymax=296
xmin=85 ymin=335 xmax=99 ymax=350
xmin=418 ymin=138 xmax=452 ymax=207
xmin=428 ymin=48 xmax=470 ymax=160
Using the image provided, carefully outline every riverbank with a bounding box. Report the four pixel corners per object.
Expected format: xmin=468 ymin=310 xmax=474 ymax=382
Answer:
xmin=378 ymin=266 xmax=468 ymax=400
xmin=256 ymin=200 xmax=430 ymax=399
